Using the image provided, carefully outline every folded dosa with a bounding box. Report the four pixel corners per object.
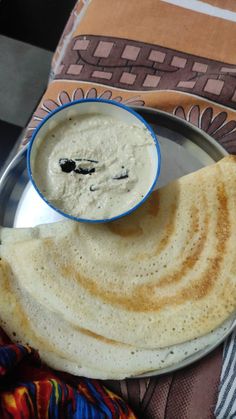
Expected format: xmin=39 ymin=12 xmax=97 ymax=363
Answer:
xmin=1 ymin=156 xmax=236 ymax=350
xmin=0 ymin=257 xmax=233 ymax=379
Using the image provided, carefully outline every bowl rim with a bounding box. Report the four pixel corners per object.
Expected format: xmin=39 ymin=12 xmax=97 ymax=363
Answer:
xmin=27 ymin=98 xmax=161 ymax=223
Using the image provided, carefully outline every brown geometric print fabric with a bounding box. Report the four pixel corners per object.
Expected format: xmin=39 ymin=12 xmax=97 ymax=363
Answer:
xmin=56 ymin=34 xmax=236 ymax=109
xmin=18 ymin=1 xmax=236 ymax=417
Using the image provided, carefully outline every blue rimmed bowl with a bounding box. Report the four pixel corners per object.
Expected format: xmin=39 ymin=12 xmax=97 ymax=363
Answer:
xmin=27 ymin=99 xmax=161 ymax=223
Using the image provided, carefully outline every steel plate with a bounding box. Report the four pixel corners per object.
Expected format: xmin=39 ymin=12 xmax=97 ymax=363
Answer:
xmin=0 ymin=107 xmax=234 ymax=378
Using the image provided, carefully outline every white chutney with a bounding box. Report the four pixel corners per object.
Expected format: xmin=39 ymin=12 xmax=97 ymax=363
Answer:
xmin=32 ymin=113 xmax=156 ymax=219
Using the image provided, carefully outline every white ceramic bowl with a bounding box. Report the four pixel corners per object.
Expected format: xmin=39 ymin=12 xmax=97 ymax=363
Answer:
xmin=27 ymin=99 xmax=161 ymax=223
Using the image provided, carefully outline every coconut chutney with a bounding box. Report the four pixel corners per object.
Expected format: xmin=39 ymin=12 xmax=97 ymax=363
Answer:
xmin=32 ymin=113 xmax=156 ymax=219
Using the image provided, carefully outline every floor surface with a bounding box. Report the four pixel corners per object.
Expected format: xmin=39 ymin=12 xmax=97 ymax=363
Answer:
xmin=0 ymin=35 xmax=52 ymax=127
xmin=0 ymin=35 xmax=52 ymax=170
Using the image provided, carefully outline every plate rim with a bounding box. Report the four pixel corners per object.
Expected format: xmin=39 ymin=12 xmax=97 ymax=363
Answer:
xmin=134 ymin=105 xmax=228 ymax=159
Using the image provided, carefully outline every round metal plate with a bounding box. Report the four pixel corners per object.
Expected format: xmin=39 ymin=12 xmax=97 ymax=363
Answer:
xmin=0 ymin=107 xmax=234 ymax=378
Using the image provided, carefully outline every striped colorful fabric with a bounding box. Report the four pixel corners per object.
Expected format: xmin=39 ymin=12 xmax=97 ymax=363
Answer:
xmin=215 ymin=331 xmax=236 ymax=418
xmin=0 ymin=344 xmax=34 ymax=377
xmin=0 ymin=336 xmax=136 ymax=419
